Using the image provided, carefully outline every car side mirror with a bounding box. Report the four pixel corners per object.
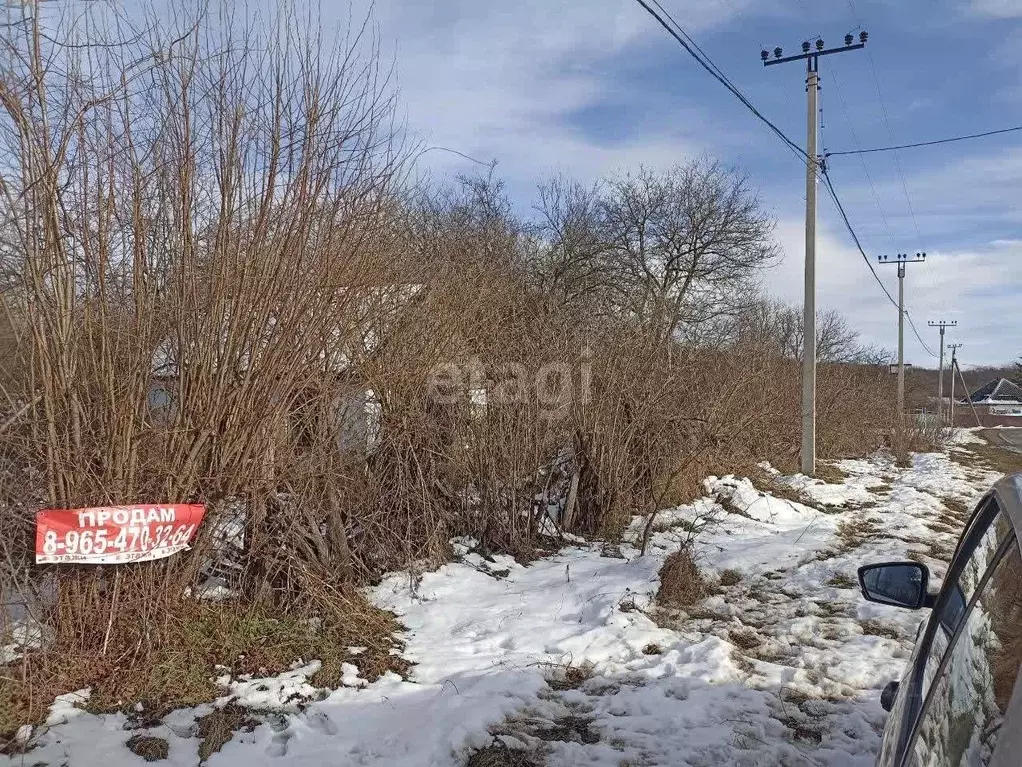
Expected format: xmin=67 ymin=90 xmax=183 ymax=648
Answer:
xmin=857 ymin=561 xmax=930 ymax=610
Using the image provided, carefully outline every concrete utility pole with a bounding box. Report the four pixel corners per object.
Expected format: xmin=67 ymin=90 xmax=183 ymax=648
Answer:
xmin=763 ymin=31 xmax=868 ymax=476
xmin=879 ymin=253 xmax=926 ymax=431
xmin=928 ymin=320 xmax=957 ymax=422
xmin=948 ymin=343 xmax=963 ymax=427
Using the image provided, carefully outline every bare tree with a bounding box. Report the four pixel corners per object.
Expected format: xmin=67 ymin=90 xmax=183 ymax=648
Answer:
xmin=530 ymin=176 xmax=610 ymax=319
xmin=735 ymin=299 xmax=891 ymax=365
xmin=597 ymin=160 xmax=778 ymax=341
xmin=530 ymin=160 xmax=778 ymax=341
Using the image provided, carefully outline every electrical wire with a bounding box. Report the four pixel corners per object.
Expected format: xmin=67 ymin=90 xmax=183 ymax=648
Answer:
xmin=820 ymin=165 xmax=939 ymax=357
xmin=905 ymin=310 xmax=938 ymax=358
xmin=828 ymin=72 xmax=898 ymax=246
xmin=791 ymin=0 xmax=937 ymax=358
xmin=819 ymin=166 xmax=897 ymax=309
xmin=844 ymin=0 xmax=923 ymax=247
xmin=844 ymin=0 xmax=947 ymax=357
xmin=632 ymin=0 xmax=808 ymax=162
xmin=825 ymin=125 xmax=1022 ymax=157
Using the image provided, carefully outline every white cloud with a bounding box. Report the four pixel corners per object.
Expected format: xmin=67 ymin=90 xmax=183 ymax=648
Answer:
xmin=765 ymin=216 xmax=1021 ymax=366
xmin=970 ymin=0 xmax=1022 ymax=17
xmin=332 ymin=0 xmax=761 ymax=190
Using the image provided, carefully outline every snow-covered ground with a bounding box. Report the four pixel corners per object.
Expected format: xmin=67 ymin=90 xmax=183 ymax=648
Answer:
xmin=4 ymin=443 xmax=1003 ymax=767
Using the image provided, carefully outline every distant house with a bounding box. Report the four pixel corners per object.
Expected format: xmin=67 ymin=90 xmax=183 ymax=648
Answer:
xmin=958 ymin=377 xmax=1022 ymax=425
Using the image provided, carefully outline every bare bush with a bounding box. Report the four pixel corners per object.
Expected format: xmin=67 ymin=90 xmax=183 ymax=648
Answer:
xmin=656 ymin=546 xmax=706 ymax=608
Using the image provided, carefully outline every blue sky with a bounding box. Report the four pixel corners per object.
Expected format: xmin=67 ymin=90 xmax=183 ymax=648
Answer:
xmin=178 ymin=0 xmax=1022 ymax=365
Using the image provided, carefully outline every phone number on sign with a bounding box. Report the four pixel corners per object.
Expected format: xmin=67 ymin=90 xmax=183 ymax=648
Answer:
xmin=41 ymin=523 xmax=199 ymax=556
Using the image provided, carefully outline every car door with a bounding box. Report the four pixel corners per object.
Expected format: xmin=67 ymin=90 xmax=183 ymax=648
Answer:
xmin=874 ymin=494 xmax=1011 ymax=766
xmin=900 ymin=495 xmax=1022 ymax=766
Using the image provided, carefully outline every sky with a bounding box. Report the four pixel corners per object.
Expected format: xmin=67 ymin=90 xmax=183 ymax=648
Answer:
xmin=135 ymin=0 xmax=1022 ymax=366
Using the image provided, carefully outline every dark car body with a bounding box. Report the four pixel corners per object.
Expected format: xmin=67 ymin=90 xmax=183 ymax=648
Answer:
xmin=859 ymin=473 xmax=1022 ymax=767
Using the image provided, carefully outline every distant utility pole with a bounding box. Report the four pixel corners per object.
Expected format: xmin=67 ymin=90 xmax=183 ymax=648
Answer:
xmin=928 ymin=320 xmax=957 ymax=422
xmin=879 ymin=253 xmax=926 ymax=430
xmin=948 ymin=343 xmax=963 ymax=427
xmin=763 ymin=31 xmax=868 ymax=476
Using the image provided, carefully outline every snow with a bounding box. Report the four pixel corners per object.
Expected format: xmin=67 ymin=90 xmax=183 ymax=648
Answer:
xmin=900 ymin=452 xmax=996 ymax=502
xmin=219 ymin=662 xmax=325 ymax=711
xmin=2 ymin=446 xmax=1000 ymax=767
xmin=47 ymin=688 xmax=92 ymax=726
xmin=948 ymin=428 xmax=987 ymax=446
xmin=1 ymin=616 xmax=53 ymax=663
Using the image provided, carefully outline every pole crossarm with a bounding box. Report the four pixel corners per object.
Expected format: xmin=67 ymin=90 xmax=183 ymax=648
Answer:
xmin=762 ymin=33 xmax=868 ymax=67
xmin=878 ymin=253 xmax=927 ymax=264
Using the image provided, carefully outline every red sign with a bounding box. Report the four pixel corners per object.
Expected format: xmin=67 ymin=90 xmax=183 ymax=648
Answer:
xmin=35 ymin=504 xmax=206 ymax=564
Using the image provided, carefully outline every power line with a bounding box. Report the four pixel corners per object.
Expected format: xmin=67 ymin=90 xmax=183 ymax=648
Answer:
xmin=820 ymin=165 xmax=938 ymax=357
xmin=825 ymin=125 xmax=1022 ymax=157
xmin=828 ymin=71 xmax=898 ymax=246
xmin=866 ymin=62 xmax=923 ymax=244
xmin=783 ymin=0 xmax=935 ymax=358
xmin=905 ymin=310 xmax=938 ymax=358
xmin=844 ymin=0 xmax=923 ymax=247
xmin=632 ymin=0 xmax=808 ymax=162
xmin=819 ymin=166 xmax=897 ymax=309
xmin=649 ymin=0 xmax=732 ymax=89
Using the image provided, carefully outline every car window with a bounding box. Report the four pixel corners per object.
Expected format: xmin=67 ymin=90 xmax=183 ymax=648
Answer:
xmin=918 ymin=504 xmax=1010 ymax=700
xmin=907 ymin=535 xmax=1022 ymax=767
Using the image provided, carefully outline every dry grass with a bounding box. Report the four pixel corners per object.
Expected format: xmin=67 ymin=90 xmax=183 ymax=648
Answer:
xmin=782 ymin=717 xmax=823 ymax=745
xmin=641 ymin=643 xmax=663 ymax=655
xmin=196 ymin=703 xmax=260 ymax=762
xmin=716 ymin=491 xmax=753 ymax=518
xmin=814 ymin=462 xmax=849 ymax=484
xmin=719 ymin=569 xmax=743 ymax=587
xmin=533 ymin=715 xmax=599 ymax=745
xmin=467 ymin=741 xmax=542 ymax=767
xmin=656 ymin=548 xmax=706 ymax=609
xmin=730 ymin=649 xmax=756 ymax=675
xmin=959 ymin=443 xmax=1022 ymax=476
xmin=126 ymin=735 xmax=170 ymax=762
xmin=860 ymin=619 xmax=901 ymax=641
xmin=544 ymin=663 xmax=594 ymax=692
xmin=836 ymin=518 xmax=879 ymax=551
xmin=752 ymin=474 xmax=823 ymax=512
xmin=826 ymin=572 xmax=857 ymax=589
xmin=728 ymin=628 xmax=762 ymax=650
xmin=905 ymin=549 xmax=929 ymax=565
xmin=779 ymin=687 xmax=812 ymax=706
xmin=927 ymin=538 xmax=956 ymax=563
xmin=1 ymin=594 xmax=405 ymax=739
xmin=0 ymin=0 xmax=905 ymax=730
xmin=941 ymin=497 xmax=974 ymax=525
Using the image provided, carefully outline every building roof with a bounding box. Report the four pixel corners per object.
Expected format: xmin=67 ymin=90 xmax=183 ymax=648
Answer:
xmin=967 ymin=377 xmax=1022 ymax=404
